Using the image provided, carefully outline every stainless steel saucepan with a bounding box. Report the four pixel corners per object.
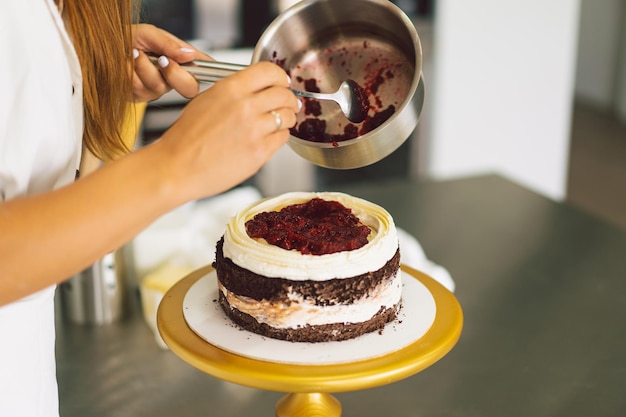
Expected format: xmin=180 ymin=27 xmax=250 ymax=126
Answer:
xmin=167 ymin=0 xmax=424 ymax=169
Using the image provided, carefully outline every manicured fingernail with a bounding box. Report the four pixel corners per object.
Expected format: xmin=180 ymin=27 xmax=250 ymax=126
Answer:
xmin=133 ymin=48 xmax=139 ymax=59
xmin=297 ymin=98 xmax=303 ymax=111
xmin=157 ymin=55 xmax=169 ymax=68
xmin=286 ymin=74 xmax=292 ymax=85
xmin=180 ymin=47 xmax=194 ymax=53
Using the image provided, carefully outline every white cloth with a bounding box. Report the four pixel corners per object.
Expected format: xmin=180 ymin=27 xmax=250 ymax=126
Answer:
xmin=0 ymin=0 xmax=83 ymax=415
xmin=396 ymin=228 xmax=455 ymax=292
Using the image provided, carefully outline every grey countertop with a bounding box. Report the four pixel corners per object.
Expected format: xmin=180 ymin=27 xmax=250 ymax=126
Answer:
xmin=55 ymin=174 xmax=626 ymax=416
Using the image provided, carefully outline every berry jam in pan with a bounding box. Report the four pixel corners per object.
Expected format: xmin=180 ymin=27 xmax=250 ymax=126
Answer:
xmin=273 ymin=37 xmax=413 ymax=145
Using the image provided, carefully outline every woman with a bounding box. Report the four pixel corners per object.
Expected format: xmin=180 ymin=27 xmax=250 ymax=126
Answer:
xmin=0 ymin=0 xmax=301 ymax=415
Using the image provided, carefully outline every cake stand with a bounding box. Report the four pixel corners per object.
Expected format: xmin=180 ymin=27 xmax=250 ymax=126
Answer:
xmin=157 ymin=264 xmax=463 ymax=416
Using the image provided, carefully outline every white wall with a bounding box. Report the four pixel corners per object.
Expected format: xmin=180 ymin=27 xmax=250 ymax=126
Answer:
xmin=427 ymin=0 xmax=581 ymax=200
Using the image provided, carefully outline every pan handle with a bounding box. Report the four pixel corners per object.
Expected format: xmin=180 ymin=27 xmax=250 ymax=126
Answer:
xmin=148 ymin=56 xmax=247 ymax=83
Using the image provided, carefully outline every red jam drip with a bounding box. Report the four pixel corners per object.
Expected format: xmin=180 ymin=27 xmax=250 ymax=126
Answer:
xmin=245 ymin=198 xmax=371 ymax=255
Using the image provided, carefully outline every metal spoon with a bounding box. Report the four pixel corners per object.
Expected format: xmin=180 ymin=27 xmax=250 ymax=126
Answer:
xmin=150 ymin=57 xmax=370 ymax=123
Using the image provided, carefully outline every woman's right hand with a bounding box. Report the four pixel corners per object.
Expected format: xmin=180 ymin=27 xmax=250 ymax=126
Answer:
xmin=152 ymin=61 xmax=302 ymax=202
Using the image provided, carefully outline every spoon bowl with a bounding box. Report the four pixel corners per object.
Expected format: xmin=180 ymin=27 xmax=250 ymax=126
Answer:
xmin=291 ymin=79 xmax=370 ymax=123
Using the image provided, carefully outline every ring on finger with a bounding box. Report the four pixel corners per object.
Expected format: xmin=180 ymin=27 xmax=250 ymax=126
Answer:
xmin=270 ymin=110 xmax=282 ymax=132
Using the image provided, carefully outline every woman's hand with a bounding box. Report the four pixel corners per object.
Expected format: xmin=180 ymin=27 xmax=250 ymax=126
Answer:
xmin=131 ymin=24 xmax=211 ymax=102
xmin=152 ymin=61 xmax=302 ymax=202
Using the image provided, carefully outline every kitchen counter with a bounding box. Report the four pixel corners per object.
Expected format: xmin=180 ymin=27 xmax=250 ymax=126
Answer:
xmin=55 ymin=174 xmax=626 ymax=416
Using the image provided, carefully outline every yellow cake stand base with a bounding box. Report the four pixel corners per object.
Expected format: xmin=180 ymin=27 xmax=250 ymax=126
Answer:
xmin=157 ymin=265 xmax=463 ymax=416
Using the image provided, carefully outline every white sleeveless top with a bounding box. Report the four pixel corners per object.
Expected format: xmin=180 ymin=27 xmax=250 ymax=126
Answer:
xmin=0 ymin=0 xmax=83 ymax=415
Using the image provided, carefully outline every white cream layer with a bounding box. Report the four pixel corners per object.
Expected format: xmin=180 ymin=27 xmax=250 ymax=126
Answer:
xmin=222 ymin=191 xmax=399 ymax=281
xmin=219 ymin=271 xmax=402 ymax=329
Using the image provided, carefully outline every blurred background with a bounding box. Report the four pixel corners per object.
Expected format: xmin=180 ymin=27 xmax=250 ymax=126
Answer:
xmin=138 ymin=0 xmax=626 ymax=231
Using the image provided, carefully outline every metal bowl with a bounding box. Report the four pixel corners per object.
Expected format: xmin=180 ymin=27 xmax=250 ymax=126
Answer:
xmin=251 ymin=0 xmax=424 ymax=169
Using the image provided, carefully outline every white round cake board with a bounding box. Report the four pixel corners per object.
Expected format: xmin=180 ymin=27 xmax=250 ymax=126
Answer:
xmin=182 ymin=270 xmax=436 ymax=365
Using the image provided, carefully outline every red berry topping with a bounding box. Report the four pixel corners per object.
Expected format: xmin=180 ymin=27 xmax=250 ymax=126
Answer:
xmin=245 ymin=198 xmax=371 ymax=255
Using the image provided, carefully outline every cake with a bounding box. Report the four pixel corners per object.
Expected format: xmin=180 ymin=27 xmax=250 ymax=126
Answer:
xmin=212 ymin=191 xmax=401 ymax=343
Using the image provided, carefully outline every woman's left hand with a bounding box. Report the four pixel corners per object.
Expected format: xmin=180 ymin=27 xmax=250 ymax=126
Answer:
xmin=131 ymin=24 xmax=212 ymax=102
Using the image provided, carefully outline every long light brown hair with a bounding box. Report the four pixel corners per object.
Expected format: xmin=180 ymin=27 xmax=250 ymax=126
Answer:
xmin=63 ymin=0 xmax=138 ymax=161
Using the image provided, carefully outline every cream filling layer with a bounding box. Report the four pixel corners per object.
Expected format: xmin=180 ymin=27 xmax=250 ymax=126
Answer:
xmin=222 ymin=191 xmax=399 ymax=280
xmin=219 ymin=271 xmax=402 ymax=329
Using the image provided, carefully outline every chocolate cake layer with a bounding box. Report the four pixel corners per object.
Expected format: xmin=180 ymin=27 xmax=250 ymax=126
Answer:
xmin=218 ymin=291 xmax=400 ymax=342
xmin=213 ymin=236 xmax=401 ymax=305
